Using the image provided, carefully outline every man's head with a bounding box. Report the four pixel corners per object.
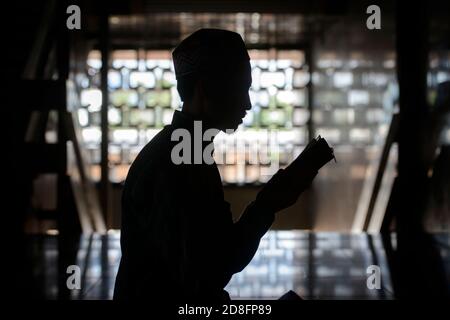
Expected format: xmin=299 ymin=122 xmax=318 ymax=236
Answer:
xmin=172 ymin=29 xmax=252 ymax=131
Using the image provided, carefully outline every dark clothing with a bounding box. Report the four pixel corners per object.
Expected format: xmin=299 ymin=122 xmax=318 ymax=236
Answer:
xmin=113 ymin=111 xmax=274 ymax=301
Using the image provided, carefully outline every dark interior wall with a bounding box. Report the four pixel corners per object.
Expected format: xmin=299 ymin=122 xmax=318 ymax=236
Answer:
xmin=4 ymin=2 xmax=46 ymax=78
xmin=6 ymin=1 xmax=50 ymax=239
xmin=224 ymin=186 xmax=316 ymax=230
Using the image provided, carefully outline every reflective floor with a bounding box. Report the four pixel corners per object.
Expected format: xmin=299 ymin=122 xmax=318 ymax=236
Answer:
xmin=23 ymin=231 xmax=450 ymax=300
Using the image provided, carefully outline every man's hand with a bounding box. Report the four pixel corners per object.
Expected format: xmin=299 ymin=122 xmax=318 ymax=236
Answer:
xmin=255 ymin=136 xmax=335 ymax=213
xmin=255 ymin=167 xmax=318 ymax=213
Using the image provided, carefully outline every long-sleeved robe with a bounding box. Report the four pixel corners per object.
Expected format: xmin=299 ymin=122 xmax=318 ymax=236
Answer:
xmin=113 ymin=110 xmax=274 ymax=301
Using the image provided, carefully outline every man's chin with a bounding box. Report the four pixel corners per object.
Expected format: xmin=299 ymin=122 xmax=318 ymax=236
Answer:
xmin=230 ymin=121 xmax=242 ymax=131
xmin=219 ymin=120 xmax=241 ymax=132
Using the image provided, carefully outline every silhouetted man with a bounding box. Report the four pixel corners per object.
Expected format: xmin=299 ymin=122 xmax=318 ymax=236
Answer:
xmin=114 ymin=29 xmax=333 ymax=301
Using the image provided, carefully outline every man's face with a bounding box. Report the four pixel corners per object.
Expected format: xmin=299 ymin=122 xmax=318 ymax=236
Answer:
xmin=203 ymin=59 xmax=252 ymax=131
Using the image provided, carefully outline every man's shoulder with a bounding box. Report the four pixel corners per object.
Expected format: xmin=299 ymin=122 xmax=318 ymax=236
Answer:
xmin=124 ymin=123 xmax=220 ymax=189
xmin=124 ymin=126 xmax=175 ymax=184
xmin=135 ymin=125 xmax=175 ymax=163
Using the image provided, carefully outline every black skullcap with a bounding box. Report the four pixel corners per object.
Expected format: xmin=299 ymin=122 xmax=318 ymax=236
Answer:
xmin=172 ymin=28 xmax=250 ymax=79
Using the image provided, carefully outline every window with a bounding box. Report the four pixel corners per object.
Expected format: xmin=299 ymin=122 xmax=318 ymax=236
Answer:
xmin=80 ymin=49 xmax=310 ymax=184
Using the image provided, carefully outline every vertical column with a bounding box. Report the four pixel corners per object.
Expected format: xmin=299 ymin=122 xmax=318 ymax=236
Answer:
xmin=100 ymin=10 xmax=110 ymax=227
xmin=395 ymin=2 xmax=429 ymax=233
xmin=306 ymin=43 xmax=315 ymax=142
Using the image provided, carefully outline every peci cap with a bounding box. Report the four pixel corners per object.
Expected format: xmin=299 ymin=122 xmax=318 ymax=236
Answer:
xmin=172 ymin=28 xmax=250 ymax=79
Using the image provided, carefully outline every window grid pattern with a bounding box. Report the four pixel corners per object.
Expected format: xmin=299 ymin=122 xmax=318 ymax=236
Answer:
xmin=312 ymin=51 xmax=398 ymax=147
xmin=79 ymin=49 xmax=310 ymax=184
